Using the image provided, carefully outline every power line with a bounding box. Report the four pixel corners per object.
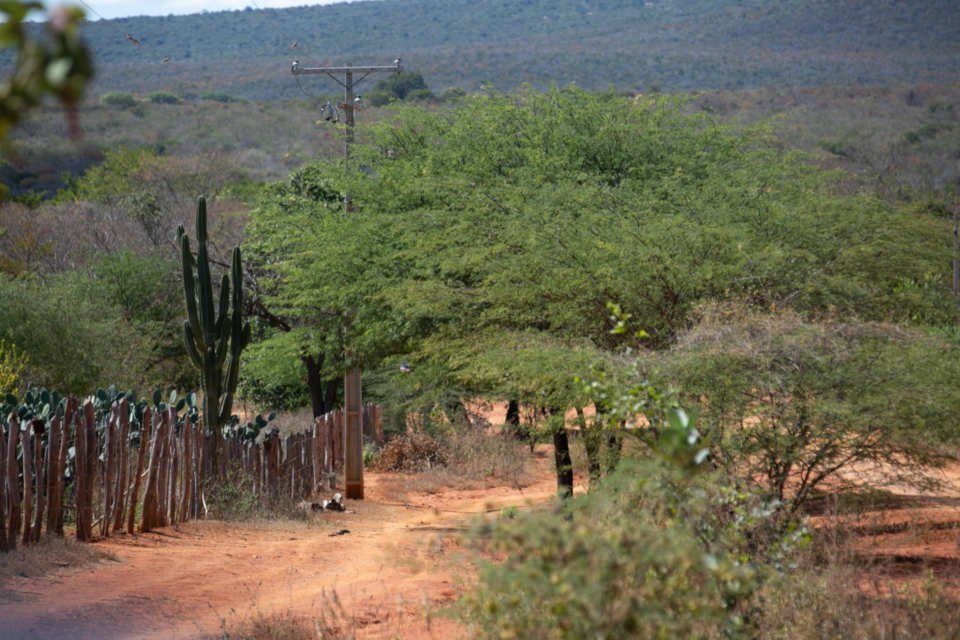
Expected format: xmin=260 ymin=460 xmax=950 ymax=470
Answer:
xmin=74 ymin=0 xmax=107 ymax=22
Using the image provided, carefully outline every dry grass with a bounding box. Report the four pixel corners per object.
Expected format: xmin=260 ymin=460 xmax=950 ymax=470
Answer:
xmin=215 ymin=609 xmax=326 ymax=640
xmin=211 ymin=589 xmax=361 ymax=640
xmin=755 ymin=493 xmax=960 ymax=640
xmin=758 ymin=562 xmax=959 ymax=639
xmin=0 ymin=535 xmax=117 ymax=582
xmin=372 ymin=427 xmax=531 ymax=495
xmin=203 ymin=465 xmax=312 ymax=523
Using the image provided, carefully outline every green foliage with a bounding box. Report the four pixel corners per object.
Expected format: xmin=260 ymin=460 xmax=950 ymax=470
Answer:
xmin=178 ymin=197 xmax=251 ymax=437
xmin=238 ymin=330 xmax=309 ymax=410
xmin=366 ymin=71 xmax=432 ymax=107
xmin=0 ymin=2 xmax=92 ymax=144
xmin=89 ymin=251 xmax=194 ymax=390
xmin=0 ymin=273 xmax=146 ymax=392
xmin=645 ymin=305 xmax=960 ymax=512
xmin=0 ymin=338 xmax=28 ymax=395
xmin=99 ymin=91 xmax=137 ymax=109
xmin=198 ymin=91 xmax=243 ymax=103
xmin=247 ymin=87 xmax=954 ymax=429
xmin=147 ymin=90 xmax=181 ymax=104
xmin=461 ymin=437 xmax=799 ymax=639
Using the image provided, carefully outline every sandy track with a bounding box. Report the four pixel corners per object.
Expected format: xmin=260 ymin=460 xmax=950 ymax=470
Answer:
xmin=3 ymin=451 xmax=958 ymax=639
xmin=0 ymin=453 xmax=561 ymax=640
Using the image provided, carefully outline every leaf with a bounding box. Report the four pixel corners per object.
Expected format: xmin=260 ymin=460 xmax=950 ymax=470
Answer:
xmin=44 ymin=58 xmax=72 ymax=87
xmin=666 ymin=407 xmax=689 ymax=432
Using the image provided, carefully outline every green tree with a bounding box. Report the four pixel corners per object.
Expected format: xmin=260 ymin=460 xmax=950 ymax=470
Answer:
xmin=247 ymin=87 xmax=954 ymax=487
xmin=89 ymin=250 xmax=194 ymax=390
xmin=366 ymin=70 xmax=432 ymax=106
xmin=647 ymin=305 xmax=960 ymax=513
xmin=0 ymin=273 xmax=146 ymax=392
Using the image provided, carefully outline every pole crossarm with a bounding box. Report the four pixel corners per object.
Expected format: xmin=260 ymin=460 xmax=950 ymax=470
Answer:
xmin=292 ymin=63 xmax=403 ymax=75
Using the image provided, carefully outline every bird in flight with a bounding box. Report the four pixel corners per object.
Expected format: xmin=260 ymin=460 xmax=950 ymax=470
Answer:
xmin=126 ymin=34 xmax=142 ymax=46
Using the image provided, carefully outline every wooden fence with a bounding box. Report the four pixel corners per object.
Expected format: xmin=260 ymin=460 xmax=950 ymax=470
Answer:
xmin=0 ymin=398 xmax=383 ymax=552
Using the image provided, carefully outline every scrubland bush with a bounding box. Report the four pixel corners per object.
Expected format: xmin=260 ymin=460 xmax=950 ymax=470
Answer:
xmin=461 ymin=451 xmax=795 ymax=639
xmin=373 ymin=431 xmax=446 ymax=473
xmin=99 ymin=91 xmax=137 ymax=108
xmin=148 ymin=91 xmax=182 ymax=104
xmin=371 ymin=425 xmax=529 ymax=489
xmin=757 ymin=564 xmax=959 ymax=640
xmin=644 ymin=304 xmax=960 ymax=514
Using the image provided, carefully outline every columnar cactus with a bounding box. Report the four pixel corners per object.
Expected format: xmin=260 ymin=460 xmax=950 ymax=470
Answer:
xmin=178 ymin=197 xmax=250 ymax=467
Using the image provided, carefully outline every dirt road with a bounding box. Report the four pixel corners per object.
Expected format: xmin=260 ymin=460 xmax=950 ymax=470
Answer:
xmin=0 ymin=451 xmax=561 ymax=640
xmin=2 ymin=449 xmax=958 ymax=639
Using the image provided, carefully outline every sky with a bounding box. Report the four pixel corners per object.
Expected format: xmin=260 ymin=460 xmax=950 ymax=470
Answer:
xmin=40 ymin=0 xmax=349 ymax=21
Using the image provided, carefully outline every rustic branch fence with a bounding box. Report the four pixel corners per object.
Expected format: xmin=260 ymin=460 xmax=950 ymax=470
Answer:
xmin=0 ymin=397 xmax=383 ymax=552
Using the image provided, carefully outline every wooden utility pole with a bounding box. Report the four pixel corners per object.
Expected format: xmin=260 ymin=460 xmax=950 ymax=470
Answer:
xmin=290 ymin=58 xmax=401 ymax=499
xmin=291 ymin=59 xmax=402 ymax=211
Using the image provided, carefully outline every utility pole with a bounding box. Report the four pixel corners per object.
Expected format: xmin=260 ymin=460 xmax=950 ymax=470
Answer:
xmin=291 ymin=59 xmax=402 ymax=211
xmin=290 ymin=58 xmax=401 ymax=500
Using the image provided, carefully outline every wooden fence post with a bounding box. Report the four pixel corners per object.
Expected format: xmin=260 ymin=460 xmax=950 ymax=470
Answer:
xmin=45 ymin=414 xmax=61 ymax=536
xmin=19 ymin=423 xmax=32 ymax=546
xmin=193 ymin=419 xmax=204 ymax=518
xmin=0 ymin=417 xmax=7 ymax=552
xmin=112 ymin=400 xmax=130 ymax=533
xmin=179 ymin=415 xmax=191 ymax=523
xmin=156 ymin=409 xmax=170 ymax=528
xmin=74 ymin=401 xmax=94 ymax=542
xmin=140 ymin=406 xmax=162 ymax=533
xmin=100 ymin=404 xmax=116 ymax=538
xmin=5 ymin=414 xmax=19 ymax=550
xmin=55 ymin=398 xmax=76 ymax=536
xmin=128 ymin=405 xmax=151 ymax=534
xmin=29 ymin=419 xmax=46 ymax=543
xmin=166 ymin=408 xmax=178 ymax=526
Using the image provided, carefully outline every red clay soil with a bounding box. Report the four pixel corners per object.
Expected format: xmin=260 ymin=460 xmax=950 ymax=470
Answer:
xmin=810 ymin=461 xmax=960 ymax=597
xmin=1 ymin=450 xmax=958 ymax=639
xmin=0 ymin=449 xmax=562 ymax=640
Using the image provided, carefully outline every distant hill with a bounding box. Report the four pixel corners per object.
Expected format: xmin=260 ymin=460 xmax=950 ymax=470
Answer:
xmin=52 ymin=0 xmax=960 ymax=101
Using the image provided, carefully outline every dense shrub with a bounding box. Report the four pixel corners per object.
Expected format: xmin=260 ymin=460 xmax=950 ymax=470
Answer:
xmin=461 ymin=454 xmax=795 ymax=639
xmin=199 ymin=91 xmax=242 ymax=103
xmin=373 ymin=431 xmax=445 ymax=472
xmin=148 ymin=91 xmax=182 ymax=104
xmin=99 ymin=91 xmax=137 ymax=108
xmin=643 ymin=305 xmax=960 ymax=513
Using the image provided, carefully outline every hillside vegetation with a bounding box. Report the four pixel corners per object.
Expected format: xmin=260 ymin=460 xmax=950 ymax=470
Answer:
xmin=26 ymin=0 xmax=960 ymax=100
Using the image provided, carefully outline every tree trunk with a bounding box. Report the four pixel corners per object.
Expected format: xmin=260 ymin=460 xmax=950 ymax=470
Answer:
xmin=506 ymin=399 xmax=520 ymax=427
xmin=548 ymin=408 xmax=574 ymax=500
xmin=576 ymin=407 xmax=602 ymax=489
xmin=607 ymin=428 xmax=623 ymax=474
xmin=303 ymin=353 xmax=326 ymax=418
xmin=553 ymin=428 xmax=574 ymax=500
